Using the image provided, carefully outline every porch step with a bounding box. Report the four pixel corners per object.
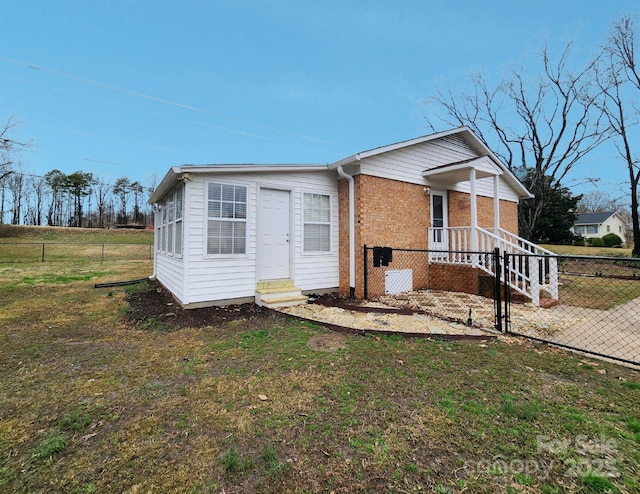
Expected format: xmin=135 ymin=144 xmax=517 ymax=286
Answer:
xmin=255 ymin=280 xmax=308 ymax=308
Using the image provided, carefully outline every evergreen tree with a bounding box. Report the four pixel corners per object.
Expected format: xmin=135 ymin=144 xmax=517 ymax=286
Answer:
xmin=521 ymin=171 xmax=582 ymax=243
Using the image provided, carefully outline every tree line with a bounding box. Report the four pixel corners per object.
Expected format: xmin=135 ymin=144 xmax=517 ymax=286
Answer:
xmin=0 ymin=124 xmax=154 ymax=228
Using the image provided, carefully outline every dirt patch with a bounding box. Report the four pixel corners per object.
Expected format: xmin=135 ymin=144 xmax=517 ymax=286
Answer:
xmin=124 ymin=279 xmax=272 ymax=329
xmin=307 ymin=332 xmax=346 ymax=352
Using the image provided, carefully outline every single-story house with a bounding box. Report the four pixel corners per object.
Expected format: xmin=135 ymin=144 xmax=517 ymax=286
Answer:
xmin=148 ymin=126 xmax=556 ymax=309
xmin=572 ymin=212 xmax=627 ymax=244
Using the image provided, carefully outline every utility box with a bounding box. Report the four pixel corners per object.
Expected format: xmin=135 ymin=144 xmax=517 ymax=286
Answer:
xmin=385 ymin=269 xmax=413 ymax=295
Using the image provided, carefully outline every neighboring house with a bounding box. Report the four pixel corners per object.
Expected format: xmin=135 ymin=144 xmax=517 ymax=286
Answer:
xmin=148 ymin=127 xmax=555 ymax=309
xmin=573 ymin=212 xmax=627 ymax=245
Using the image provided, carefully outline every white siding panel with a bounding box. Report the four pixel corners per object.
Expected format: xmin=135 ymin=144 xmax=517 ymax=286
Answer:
xmin=156 ymin=255 xmax=185 ymax=303
xmin=293 ymin=188 xmax=340 ymax=291
xmin=182 ymin=169 xmax=339 ymax=305
xmin=362 ymin=136 xmax=477 ymax=185
xmin=361 ymin=137 xmax=519 ymax=202
xmin=448 ymin=177 xmax=520 ymax=203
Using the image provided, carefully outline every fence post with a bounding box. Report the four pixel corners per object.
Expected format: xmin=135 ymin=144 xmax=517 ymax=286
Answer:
xmin=529 ymin=255 xmax=540 ymax=306
xmin=493 ymin=247 xmax=502 ymax=332
xmin=41 ymin=243 xmax=45 ymax=262
xmin=503 ymin=253 xmax=511 ymax=333
xmin=363 ymin=244 xmax=368 ymax=300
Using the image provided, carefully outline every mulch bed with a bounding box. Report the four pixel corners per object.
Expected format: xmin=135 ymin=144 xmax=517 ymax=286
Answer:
xmin=124 ymin=279 xmax=272 ymax=329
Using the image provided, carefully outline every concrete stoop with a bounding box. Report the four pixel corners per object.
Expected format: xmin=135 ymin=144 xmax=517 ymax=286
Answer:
xmin=255 ymin=280 xmax=308 ymax=308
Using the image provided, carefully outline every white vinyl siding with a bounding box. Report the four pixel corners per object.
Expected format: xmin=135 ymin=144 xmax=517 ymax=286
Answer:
xmin=168 ymin=170 xmax=339 ymax=306
xmin=303 ymin=193 xmax=331 ymax=253
xmin=206 ymin=183 xmax=247 ymax=255
xmin=359 ymin=136 xmax=521 ymax=203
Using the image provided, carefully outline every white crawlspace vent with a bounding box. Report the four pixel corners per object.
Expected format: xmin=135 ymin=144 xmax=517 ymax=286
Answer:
xmin=385 ymin=269 xmax=413 ymax=295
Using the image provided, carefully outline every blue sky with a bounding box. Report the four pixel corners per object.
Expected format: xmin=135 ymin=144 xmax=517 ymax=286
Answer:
xmin=1 ymin=0 xmax=638 ymax=195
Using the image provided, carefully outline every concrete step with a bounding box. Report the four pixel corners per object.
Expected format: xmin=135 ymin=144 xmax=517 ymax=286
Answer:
xmin=255 ymin=280 xmax=308 ymax=308
xmin=257 ymin=294 xmax=309 ymax=308
xmin=256 ymin=279 xmax=296 ymax=291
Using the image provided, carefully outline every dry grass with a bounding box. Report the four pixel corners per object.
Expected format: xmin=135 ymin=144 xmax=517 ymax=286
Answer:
xmin=1 ymin=228 xmax=639 ymax=493
xmin=0 ymin=225 xmax=153 ymax=263
xmin=540 ymin=243 xmax=634 ymax=257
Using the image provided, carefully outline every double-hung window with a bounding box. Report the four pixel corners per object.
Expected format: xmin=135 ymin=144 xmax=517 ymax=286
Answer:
xmin=303 ymin=193 xmax=331 ymax=253
xmin=207 ymin=183 xmax=247 ymax=255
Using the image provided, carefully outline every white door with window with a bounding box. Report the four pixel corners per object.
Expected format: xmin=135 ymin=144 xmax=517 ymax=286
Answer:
xmin=258 ymin=188 xmax=290 ymax=280
xmin=430 ymin=190 xmax=448 ymax=251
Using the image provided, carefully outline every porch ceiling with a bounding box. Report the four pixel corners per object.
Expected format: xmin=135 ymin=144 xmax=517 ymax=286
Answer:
xmin=422 ymin=157 xmax=501 ymax=184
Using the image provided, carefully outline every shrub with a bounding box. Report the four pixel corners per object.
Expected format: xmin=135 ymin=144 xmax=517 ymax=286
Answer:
xmin=588 ymin=237 xmax=605 ymax=247
xmin=602 ymin=233 xmax=623 ymax=247
xmin=573 ymin=236 xmax=585 ymax=246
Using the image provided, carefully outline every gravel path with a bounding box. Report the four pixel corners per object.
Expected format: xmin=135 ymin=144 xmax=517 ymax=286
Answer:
xmin=280 ymin=289 xmax=639 ymax=364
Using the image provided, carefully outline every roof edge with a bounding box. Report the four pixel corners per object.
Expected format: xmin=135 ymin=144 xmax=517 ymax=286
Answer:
xmin=148 ymin=163 xmax=329 ymax=204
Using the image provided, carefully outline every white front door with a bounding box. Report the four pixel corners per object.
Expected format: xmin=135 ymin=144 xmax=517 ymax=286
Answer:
xmin=430 ymin=190 xmax=448 ymax=251
xmin=258 ymin=188 xmax=290 ymax=280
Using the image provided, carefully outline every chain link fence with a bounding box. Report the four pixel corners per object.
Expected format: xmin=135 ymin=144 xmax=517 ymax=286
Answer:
xmin=364 ymin=246 xmax=501 ymax=329
xmin=0 ymin=242 xmax=154 ymax=262
xmin=364 ymin=246 xmax=640 ymax=365
xmin=505 ymin=253 xmax=640 ymax=366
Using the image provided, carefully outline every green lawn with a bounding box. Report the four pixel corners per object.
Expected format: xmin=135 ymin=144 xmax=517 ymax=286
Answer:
xmin=0 ymin=255 xmax=639 ymax=492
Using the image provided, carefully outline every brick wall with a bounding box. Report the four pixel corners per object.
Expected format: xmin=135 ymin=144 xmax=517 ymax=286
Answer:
xmin=448 ymin=191 xmax=519 ymax=232
xmin=339 ymin=175 xmax=430 ymax=298
xmin=428 ymin=263 xmax=483 ymax=295
xmin=339 ymin=175 xmax=521 ymax=298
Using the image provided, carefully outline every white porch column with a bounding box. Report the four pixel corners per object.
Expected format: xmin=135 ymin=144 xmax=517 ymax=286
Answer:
xmin=470 ymin=167 xmax=478 ymax=252
xmin=493 ymin=174 xmax=500 ymax=248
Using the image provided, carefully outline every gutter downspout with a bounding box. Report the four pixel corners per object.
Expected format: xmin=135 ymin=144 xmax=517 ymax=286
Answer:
xmin=150 ymin=205 xmax=158 ymax=280
xmin=337 ymin=165 xmax=356 ymax=298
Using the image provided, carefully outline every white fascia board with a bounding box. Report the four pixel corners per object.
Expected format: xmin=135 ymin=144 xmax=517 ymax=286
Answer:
xmin=148 ymin=164 xmax=329 ymax=204
xmin=179 ymin=163 xmax=328 ymax=174
xmin=499 ymin=165 xmax=533 ymax=199
xmin=148 ymin=166 xmax=182 ymax=204
xmin=327 ymin=127 xmax=473 ymax=170
xmin=422 ymin=158 xmax=502 ymax=180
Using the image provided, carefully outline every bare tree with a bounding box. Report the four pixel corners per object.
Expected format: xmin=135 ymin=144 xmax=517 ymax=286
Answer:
xmin=1 ymin=116 xmax=27 ymax=181
xmin=7 ymin=171 xmax=25 ymax=225
xmin=600 ymin=14 xmax=640 ymax=256
xmin=93 ymin=180 xmax=111 ymax=228
xmin=424 ymin=44 xmax=611 ymax=240
xmin=28 ymin=175 xmax=47 ymax=226
xmin=577 ymin=189 xmax=628 ymax=214
xmin=1 ymin=116 xmax=29 ymax=223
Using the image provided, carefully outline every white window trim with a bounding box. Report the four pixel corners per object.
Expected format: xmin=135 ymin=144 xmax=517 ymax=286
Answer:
xmin=156 ymin=184 xmax=184 ymax=259
xmin=302 ymin=191 xmax=332 ymax=255
xmin=205 ymin=180 xmax=249 ymax=257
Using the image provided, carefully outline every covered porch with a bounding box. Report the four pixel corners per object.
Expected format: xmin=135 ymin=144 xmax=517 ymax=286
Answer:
xmin=422 ymin=157 xmax=559 ymax=306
